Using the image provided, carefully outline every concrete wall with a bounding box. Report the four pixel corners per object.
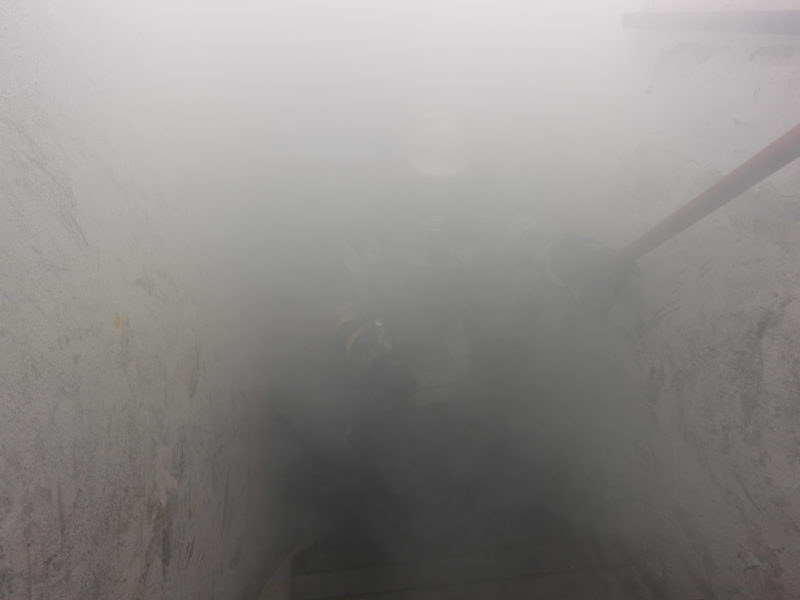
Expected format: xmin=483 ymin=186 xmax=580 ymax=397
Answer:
xmin=0 ymin=3 xmax=277 ymax=599
xmin=573 ymin=2 xmax=800 ymax=598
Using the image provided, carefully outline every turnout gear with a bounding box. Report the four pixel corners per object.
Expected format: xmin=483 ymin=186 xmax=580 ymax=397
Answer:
xmin=335 ymin=302 xmax=393 ymax=371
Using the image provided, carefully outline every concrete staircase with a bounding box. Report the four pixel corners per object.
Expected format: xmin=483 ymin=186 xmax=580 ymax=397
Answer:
xmin=261 ymin=541 xmax=653 ymax=599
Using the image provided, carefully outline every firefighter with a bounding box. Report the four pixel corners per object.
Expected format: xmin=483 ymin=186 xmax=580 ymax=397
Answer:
xmin=334 ymin=215 xmax=473 ymax=406
xmin=501 ymin=218 xmax=639 ymax=321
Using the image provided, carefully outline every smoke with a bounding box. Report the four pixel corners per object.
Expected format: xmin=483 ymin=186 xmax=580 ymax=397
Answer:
xmin=45 ymin=0 xmax=650 ymax=561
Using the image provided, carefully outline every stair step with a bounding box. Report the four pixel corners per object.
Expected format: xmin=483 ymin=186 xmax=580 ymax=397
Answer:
xmin=294 ymin=513 xmax=567 ymax=577
xmin=333 ymin=565 xmax=652 ymax=599
xmin=291 ymin=545 xmax=612 ymax=600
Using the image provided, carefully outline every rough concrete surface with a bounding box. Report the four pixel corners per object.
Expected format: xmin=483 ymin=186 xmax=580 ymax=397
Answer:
xmin=0 ymin=3 xmax=277 ymax=599
xmin=575 ymin=4 xmax=800 ymax=598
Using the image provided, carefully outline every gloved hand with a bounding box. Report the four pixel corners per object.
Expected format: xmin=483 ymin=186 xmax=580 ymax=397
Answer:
xmin=542 ymin=234 xmax=639 ymax=315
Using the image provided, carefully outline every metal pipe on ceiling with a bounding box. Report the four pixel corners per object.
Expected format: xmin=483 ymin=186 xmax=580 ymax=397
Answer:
xmin=622 ymin=11 xmax=800 ymax=36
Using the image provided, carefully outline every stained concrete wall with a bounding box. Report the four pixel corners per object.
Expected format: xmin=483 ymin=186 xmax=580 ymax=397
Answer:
xmin=0 ymin=3 xmax=278 ymax=599
xmin=623 ymin=39 xmax=800 ymax=600
xmin=567 ymin=2 xmax=800 ymax=598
